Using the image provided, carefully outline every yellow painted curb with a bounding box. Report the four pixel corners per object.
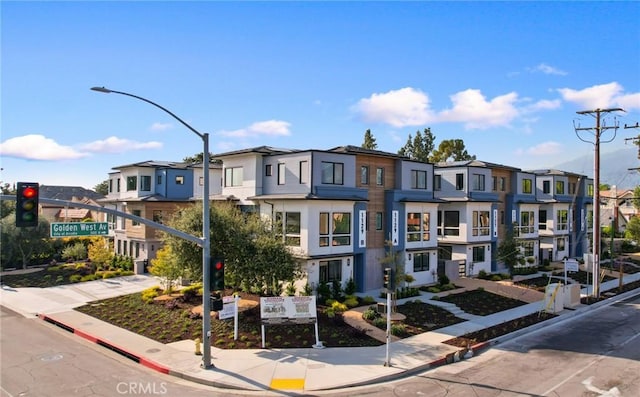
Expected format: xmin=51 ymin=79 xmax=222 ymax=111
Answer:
xmin=270 ymin=378 xmax=305 ymax=390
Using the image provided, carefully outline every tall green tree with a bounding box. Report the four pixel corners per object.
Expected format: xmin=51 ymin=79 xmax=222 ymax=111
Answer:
xmin=161 ymin=202 xmax=301 ymax=295
xmin=0 ymin=214 xmax=51 ymax=269
xmin=430 ymin=139 xmax=476 ymax=163
xmin=633 ymin=186 xmax=640 ymax=210
xmin=361 ymin=129 xmax=378 ymax=150
xmin=93 ymin=180 xmax=109 ymax=195
xmin=397 ymin=128 xmax=435 ymax=162
xmin=149 ymin=245 xmax=183 ymax=292
xmin=496 ymin=229 xmax=522 ymax=271
xmin=625 ymin=216 xmax=640 ymax=244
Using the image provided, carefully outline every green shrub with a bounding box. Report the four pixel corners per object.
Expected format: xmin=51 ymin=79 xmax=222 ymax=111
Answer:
xmin=62 ymin=242 xmax=88 ymax=262
xmin=330 ymin=301 xmax=348 ymax=313
xmin=361 ymin=296 xmax=376 ymax=305
xmin=343 ymin=296 xmax=359 ymax=308
xmin=362 ymin=307 xmax=379 ymax=321
xmin=438 ymin=274 xmax=450 ymax=286
xmin=478 ymin=269 xmax=489 ymax=279
xmin=431 ymin=295 xmax=441 ymax=301
xmin=141 ymin=286 xmax=162 ymax=304
xmin=344 ymin=277 xmax=357 ymax=295
xmin=80 ymin=274 xmax=98 ymax=282
xmin=302 ymin=282 xmax=313 ymax=296
xmin=182 ymin=284 xmax=201 ymax=301
xmin=390 ymin=323 xmax=406 ymax=336
xmin=47 ymin=265 xmax=64 ymax=272
xmin=426 ymin=286 xmax=441 ymax=293
xmin=490 ymin=274 xmax=502 ymax=281
xmin=372 ymin=317 xmax=386 ymax=328
xmin=69 ymin=274 xmax=82 ymax=283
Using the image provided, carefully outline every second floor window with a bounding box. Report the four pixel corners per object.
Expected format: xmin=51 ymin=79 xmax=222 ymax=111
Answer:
xmin=472 ymin=211 xmax=490 ymax=236
xmin=519 ymin=211 xmax=535 ymax=234
xmin=278 ymin=163 xmax=286 ymax=185
xmin=275 ymin=211 xmax=301 ymax=246
xmin=438 ymin=210 xmax=460 ymax=236
xmin=407 ymin=212 xmax=430 ymax=242
xmin=376 ymin=167 xmax=384 ymax=186
xmin=522 ymin=178 xmax=532 ymax=194
xmin=434 ymin=174 xmax=441 ymax=191
xmin=265 ymin=164 xmax=273 ymax=176
xmin=319 ymin=212 xmax=351 ymax=246
xmin=225 ymin=167 xmax=243 ymax=187
xmin=126 ymin=176 xmax=137 ymax=191
xmin=361 ymin=166 xmax=369 ymax=185
xmin=140 ymin=176 xmax=151 ymax=191
xmin=455 ymin=173 xmax=464 ymax=190
xmin=557 ymin=209 xmax=568 ymax=230
xmin=543 ymin=180 xmax=550 ymax=194
xmin=321 ymin=162 xmax=343 ymax=185
xmin=539 ymin=209 xmax=547 ymax=230
xmin=556 ymin=181 xmax=565 ymax=195
xmin=131 ymin=209 xmax=141 ymax=226
xmin=411 ymin=170 xmax=427 ymax=189
xmin=299 ymin=161 xmax=309 ymax=184
xmin=375 ymin=212 xmax=383 ymax=230
xmin=472 ymin=174 xmax=485 ymax=191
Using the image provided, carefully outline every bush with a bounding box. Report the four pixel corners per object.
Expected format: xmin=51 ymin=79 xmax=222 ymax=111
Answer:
xmin=362 ymin=307 xmax=379 ymax=321
xmin=69 ymin=274 xmax=82 ymax=283
xmin=478 ymin=270 xmax=490 ymax=280
xmin=62 ymin=242 xmax=88 ymax=262
xmin=361 ymin=296 xmax=376 ymax=305
xmin=390 ymin=323 xmax=406 ymax=336
xmin=438 ymin=274 xmax=450 ymax=286
xmin=425 ymin=286 xmax=441 ymax=293
xmin=330 ymin=301 xmax=348 ymax=314
xmin=141 ymin=286 xmax=162 ymax=304
xmin=490 ymin=274 xmax=503 ymax=281
xmin=343 ymin=296 xmax=359 ymax=308
xmin=182 ymin=284 xmax=201 ymax=302
xmin=331 ymin=279 xmax=343 ymax=300
xmin=344 ymin=277 xmax=357 ymax=295
xmin=80 ymin=274 xmax=99 ymax=282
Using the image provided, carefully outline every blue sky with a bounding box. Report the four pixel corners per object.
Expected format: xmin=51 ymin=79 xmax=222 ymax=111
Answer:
xmin=2 ymin=1 xmax=639 ymax=190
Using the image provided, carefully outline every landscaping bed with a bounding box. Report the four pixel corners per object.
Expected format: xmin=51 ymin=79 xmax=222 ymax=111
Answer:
xmin=435 ymin=288 xmax=527 ymax=315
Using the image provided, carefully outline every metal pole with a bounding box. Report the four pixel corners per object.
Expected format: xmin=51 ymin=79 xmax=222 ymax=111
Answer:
xmin=384 ymin=291 xmax=391 ymax=367
xmin=90 ymin=87 xmax=213 ymax=368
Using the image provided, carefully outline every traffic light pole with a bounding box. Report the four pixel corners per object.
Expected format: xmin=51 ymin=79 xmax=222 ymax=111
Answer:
xmin=384 ymin=291 xmax=391 ymax=367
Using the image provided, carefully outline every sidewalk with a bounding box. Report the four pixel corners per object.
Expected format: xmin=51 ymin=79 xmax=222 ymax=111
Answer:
xmin=2 ymin=271 xmax=640 ymax=393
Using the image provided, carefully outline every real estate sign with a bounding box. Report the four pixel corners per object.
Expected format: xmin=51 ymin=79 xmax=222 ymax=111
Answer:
xmin=50 ymin=222 xmax=109 ymax=237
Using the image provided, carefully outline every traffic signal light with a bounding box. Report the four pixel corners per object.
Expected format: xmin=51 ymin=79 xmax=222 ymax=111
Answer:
xmin=210 ymin=258 xmax=225 ymax=291
xmin=16 ymin=182 xmax=39 ymax=227
xmin=383 ymin=267 xmax=395 ymax=291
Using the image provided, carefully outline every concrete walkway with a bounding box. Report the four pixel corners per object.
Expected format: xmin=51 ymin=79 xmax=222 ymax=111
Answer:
xmin=2 ymin=270 xmax=640 ymax=393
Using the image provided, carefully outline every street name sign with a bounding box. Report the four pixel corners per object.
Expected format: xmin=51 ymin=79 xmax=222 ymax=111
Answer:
xmin=50 ymin=222 xmax=109 ymax=237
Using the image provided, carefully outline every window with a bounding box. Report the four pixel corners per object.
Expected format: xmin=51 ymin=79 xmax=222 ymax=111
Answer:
xmin=132 ymin=209 xmax=141 ymax=226
xmin=472 ymin=174 xmax=485 ymax=191
xmin=522 ymin=178 xmax=532 ymax=194
xmin=376 ymin=167 xmax=384 ymax=185
xmin=443 ymin=211 xmax=460 ymax=236
xmin=140 ymin=176 xmax=151 ymax=191
xmin=539 ymin=210 xmax=547 ymax=230
xmin=543 ymin=181 xmax=550 ymax=194
xmin=299 ymin=161 xmax=308 ymax=184
xmin=499 ymin=177 xmax=506 ymax=191
xmin=319 ymin=260 xmax=342 ymax=283
xmin=126 ymin=176 xmax=137 ymax=191
xmin=175 ymin=176 xmax=184 ymax=185
xmin=455 ymin=173 xmax=464 ymax=190
xmin=321 ymin=162 xmax=343 ymax=185
xmin=472 ymin=211 xmax=490 ymax=236
xmin=406 ymin=212 xmax=430 ymax=242
xmin=135 ymin=242 xmax=140 ymax=258
xmin=557 ymin=209 xmax=568 ymax=230
xmin=519 ymin=211 xmax=535 ymax=234
xmin=278 ymin=163 xmax=286 ymax=185
xmin=472 ymin=246 xmax=485 ymax=262
xmin=411 ymin=170 xmax=427 ymax=189
xmin=116 ymin=178 xmax=121 ymax=192
xmin=109 ymin=179 xmax=113 ymax=193
xmin=265 ymin=164 xmax=273 ymax=176
xmin=413 ymin=252 xmax=429 ymax=272
xmin=319 ymin=212 xmax=351 ymax=246
xmin=588 ymin=184 xmax=594 ymax=196
xmin=500 ymin=210 xmax=505 ymax=225
xmin=224 ymin=167 xmax=243 ymax=187
xmin=520 ymin=241 xmax=534 ymax=257
xmin=569 ymin=183 xmax=576 ymax=195
xmin=199 ymin=176 xmax=204 ymax=186
xmin=152 ymin=210 xmax=163 ymax=224
xmin=361 ymin=166 xmax=369 ymax=185
xmin=434 ymin=175 xmax=441 ymax=191
xmin=492 ymin=176 xmax=497 ymax=191
xmin=557 ymin=237 xmax=566 ymax=251
xmin=556 ymin=181 xmax=565 ymax=195
xmin=157 ymin=175 xmax=162 ymax=185
xmin=375 ymin=212 xmax=383 ymax=230
xmin=275 ymin=212 xmax=301 ymax=246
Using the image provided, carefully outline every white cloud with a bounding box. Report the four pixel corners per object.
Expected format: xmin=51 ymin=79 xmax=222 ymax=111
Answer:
xmin=438 ymin=89 xmax=520 ymax=129
xmin=219 ymin=120 xmax=291 ymax=138
xmin=557 ymin=82 xmax=629 ymax=110
xmin=79 ymin=136 xmax=163 ymax=153
xmin=523 ymin=99 xmax=562 ymax=113
xmin=616 ymin=92 xmax=640 ymax=111
xmin=351 ymin=87 xmax=434 ymax=127
xmin=0 ymin=134 xmax=89 ymax=160
xmin=150 ymin=122 xmax=172 ymax=131
xmin=524 ymin=141 xmax=563 ymax=156
xmin=528 ymin=63 xmax=568 ymax=76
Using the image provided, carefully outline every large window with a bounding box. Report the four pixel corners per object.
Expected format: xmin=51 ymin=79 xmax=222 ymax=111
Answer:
xmin=434 ymin=175 xmax=441 ymax=191
xmin=225 ymin=167 xmax=243 ymax=187
xmin=265 ymin=164 xmax=273 ymax=176
xmin=278 ymin=163 xmax=286 ymax=185
xmin=361 ymin=166 xmax=369 ymax=185
xmin=539 ymin=210 xmax=547 ymax=230
xmin=413 ymin=252 xmax=429 ymax=272
xmin=376 ymin=167 xmax=384 ymax=186
xmin=299 ymin=161 xmax=308 ymax=184
xmin=321 ymin=162 xmax=344 ymax=185
xmin=472 ymin=211 xmax=490 ymax=236
xmin=455 ymin=173 xmax=464 ymax=190
xmin=438 ymin=211 xmax=460 ymax=236
xmin=126 ymin=176 xmax=137 ymax=191
xmin=557 ymin=209 xmax=568 ymax=230
xmin=407 ymin=212 xmax=430 ymax=242
xmin=319 ymin=212 xmax=351 ymax=246
xmin=140 ymin=175 xmax=151 ymax=191
xmin=472 ymin=174 xmax=485 ymax=191
xmin=472 ymin=246 xmax=485 ymax=262
xmin=411 ymin=170 xmax=427 ymax=189
xmin=520 ymin=240 xmax=534 ymax=257
xmin=131 ymin=209 xmax=141 ymax=226
xmin=556 ymin=181 xmax=565 ymax=195
xmin=522 ymin=178 xmax=532 ymax=194
xmin=375 ymin=212 xmax=383 ymax=230
xmin=275 ymin=212 xmax=301 ymax=246
xmin=319 ymin=260 xmax=342 ymax=283
xmin=519 ymin=211 xmax=535 ymax=234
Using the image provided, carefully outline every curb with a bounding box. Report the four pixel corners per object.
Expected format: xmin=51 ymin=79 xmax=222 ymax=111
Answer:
xmin=38 ymin=313 xmax=170 ymax=375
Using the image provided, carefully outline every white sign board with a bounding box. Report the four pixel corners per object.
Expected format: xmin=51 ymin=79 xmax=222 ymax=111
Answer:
xmin=218 ymin=296 xmax=237 ymax=320
xmin=564 ymin=259 xmax=579 ymax=272
xmin=260 ymin=296 xmax=317 ymax=323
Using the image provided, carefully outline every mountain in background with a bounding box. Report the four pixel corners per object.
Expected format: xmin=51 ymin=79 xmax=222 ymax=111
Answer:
xmin=551 ymin=148 xmax=639 ymax=190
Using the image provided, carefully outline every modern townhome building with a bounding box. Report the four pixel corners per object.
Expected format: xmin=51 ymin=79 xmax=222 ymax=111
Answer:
xmin=100 ymin=160 xmax=221 ymax=265
xmin=530 ymin=169 xmax=593 ymax=262
xmin=213 ymin=145 xmax=442 ymax=293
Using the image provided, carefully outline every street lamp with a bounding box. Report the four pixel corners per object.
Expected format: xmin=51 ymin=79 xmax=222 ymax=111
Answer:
xmin=91 ymin=87 xmax=213 ymax=369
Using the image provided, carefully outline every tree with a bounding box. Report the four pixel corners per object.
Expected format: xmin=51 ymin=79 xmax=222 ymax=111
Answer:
xmin=430 ymin=139 xmax=476 ymax=163
xmin=361 ymin=129 xmax=378 ymax=150
xmin=633 ymin=186 xmax=640 ymax=211
xmin=0 ymin=182 xmax=15 ymax=220
xmin=397 ymin=128 xmax=435 ymax=162
xmin=149 ymin=245 xmax=183 ymax=292
xmin=625 ymin=216 xmax=640 ymax=244
xmin=93 ymin=180 xmax=109 ymax=195
xmin=160 ymin=202 xmax=301 ymax=295
xmin=182 ymin=152 xmax=219 ymax=164
xmin=87 ymin=236 xmax=114 ymax=269
xmin=379 ymin=237 xmax=404 ymax=311
xmin=496 ymin=229 xmax=522 ymax=272
xmin=0 ymin=214 xmax=51 ymax=269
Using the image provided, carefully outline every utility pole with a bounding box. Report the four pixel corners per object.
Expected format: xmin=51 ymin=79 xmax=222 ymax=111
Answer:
xmin=574 ymin=108 xmax=623 ymax=298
